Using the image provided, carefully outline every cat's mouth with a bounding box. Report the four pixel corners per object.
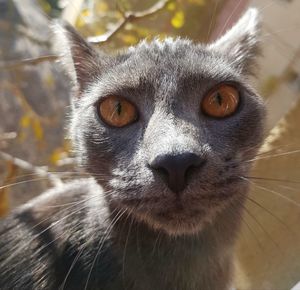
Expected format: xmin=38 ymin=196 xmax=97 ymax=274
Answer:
xmin=126 ymin=199 xmax=223 ymax=235
xmin=111 ymin=177 xmax=245 ymax=235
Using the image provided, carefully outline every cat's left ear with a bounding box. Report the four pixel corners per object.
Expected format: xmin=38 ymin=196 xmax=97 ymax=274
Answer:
xmin=209 ymin=8 xmax=261 ymax=75
xmin=52 ymin=21 xmax=109 ymax=92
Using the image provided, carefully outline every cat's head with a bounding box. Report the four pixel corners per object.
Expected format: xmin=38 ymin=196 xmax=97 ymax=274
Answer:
xmin=53 ymin=8 xmax=266 ymax=235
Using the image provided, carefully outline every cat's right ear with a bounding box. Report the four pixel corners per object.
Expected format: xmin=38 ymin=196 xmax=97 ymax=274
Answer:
xmin=52 ymin=21 xmax=108 ymax=93
xmin=208 ymin=8 xmax=261 ymax=75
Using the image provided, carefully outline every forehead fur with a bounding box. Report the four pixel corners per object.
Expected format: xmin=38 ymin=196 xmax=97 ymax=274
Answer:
xmin=53 ymin=8 xmax=260 ymax=95
xmin=91 ymin=38 xmax=238 ymax=97
xmin=128 ymin=37 xmax=195 ymax=57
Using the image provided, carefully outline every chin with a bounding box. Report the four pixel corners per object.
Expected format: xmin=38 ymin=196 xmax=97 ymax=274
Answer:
xmin=110 ymin=180 xmax=247 ymax=236
xmin=128 ymin=200 xmax=225 ymax=236
xmin=135 ymin=212 xmax=209 ymax=236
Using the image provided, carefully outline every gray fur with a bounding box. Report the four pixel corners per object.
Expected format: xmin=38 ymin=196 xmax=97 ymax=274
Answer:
xmin=0 ymin=8 xmax=265 ymax=290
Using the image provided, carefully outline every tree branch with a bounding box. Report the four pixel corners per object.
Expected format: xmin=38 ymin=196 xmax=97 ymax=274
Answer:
xmin=0 ymin=0 xmax=171 ymax=69
xmin=0 ymin=55 xmax=58 ymax=70
xmin=16 ymin=24 xmax=51 ymax=46
xmin=0 ymin=132 xmax=17 ymax=141
xmin=0 ymin=151 xmax=63 ymax=187
xmin=88 ymin=0 xmax=172 ymax=44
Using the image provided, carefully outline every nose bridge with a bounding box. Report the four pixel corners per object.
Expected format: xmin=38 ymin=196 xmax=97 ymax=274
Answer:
xmin=144 ymin=112 xmax=209 ymax=193
xmin=144 ymin=112 xmax=199 ymax=160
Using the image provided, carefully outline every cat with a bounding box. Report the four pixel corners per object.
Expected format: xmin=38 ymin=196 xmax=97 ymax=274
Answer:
xmin=0 ymin=7 xmax=265 ymax=290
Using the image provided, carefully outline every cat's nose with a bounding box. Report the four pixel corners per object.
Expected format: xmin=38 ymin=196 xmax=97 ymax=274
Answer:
xmin=150 ymin=153 xmax=205 ymax=194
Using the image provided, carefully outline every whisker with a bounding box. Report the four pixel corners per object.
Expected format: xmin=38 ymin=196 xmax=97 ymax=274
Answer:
xmin=263 ymin=24 xmax=300 ymax=39
xmin=243 ymin=205 xmax=282 ymax=252
xmin=122 ymin=211 xmax=134 ymax=284
xmin=239 ymin=210 xmax=265 ymax=255
xmin=256 ymin=0 xmax=276 ymax=14
xmin=0 ymin=177 xmax=57 ymax=190
xmin=246 ymin=196 xmax=296 ymax=237
xmin=40 ymin=189 xmax=117 ymax=209
xmin=1 ymin=194 xmax=102 ymax=269
xmin=31 ymin=188 xmax=120 ymax=231
xmin=241 ymin=177 xmax=300 ymax=208
xmin=60 ymin=241 xmax=86 ymax=290
xmin=84 ymin=209 xmax=127 ymax=290
xmin=206 ymin=0 xmax=219 ymax=42
xmin=4 ymin=221 xmax=79 ymax=278
xmin=244 ymin=176 xmax=300 ymax=184
xmin=218 ymin=0 xmax=243 ymax=37
xmin=151 ymin=229 xmax=162 ymax=257
xmin=0 ymin=171 xmax=112 ymax=192
xmin=8 ymin=171 xmax=89 ymax=180
xmin=246 ymin=149 xmax=300 ymax=163
xmin=31 ymin=195 xmax=100 ymax=230
xmin=59 ymin=206 xmax=120 ymax=290
xmin=12 ymin=204 xmax=118 ymax=281
xmin=256 ymin=142 xmax=298 ymax=157
xmin=275 ymin=184 xmax=300 ymax=193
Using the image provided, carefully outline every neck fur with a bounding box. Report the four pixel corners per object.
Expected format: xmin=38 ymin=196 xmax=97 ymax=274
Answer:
xmin=111 ymin=199 xmax=244 ymax=290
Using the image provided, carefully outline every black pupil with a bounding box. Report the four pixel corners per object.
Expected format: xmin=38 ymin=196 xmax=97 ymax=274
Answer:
xmin=115 ymin=101 xmax=122 ymax=115
xmin=215 ymin=92 xmax=223 ymax=106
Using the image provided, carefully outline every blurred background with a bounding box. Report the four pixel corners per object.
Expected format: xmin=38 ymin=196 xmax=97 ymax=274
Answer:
xmin=0 ymin=0 xmax=300 ymax=289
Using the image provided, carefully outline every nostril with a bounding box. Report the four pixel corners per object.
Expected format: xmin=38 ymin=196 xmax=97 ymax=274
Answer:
xmin=152 ymin=166 xmax=169 ymax=183
xmin=150 ymin=153 xmax=205 ymax=194
xmin=185 ymin=162 xmax=201 ymax=180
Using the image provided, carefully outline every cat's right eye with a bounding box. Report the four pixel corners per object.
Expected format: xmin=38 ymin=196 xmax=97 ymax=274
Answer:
xmin=201 ymin=84 xmax=240 ymax=118
xmin=98 ymin=95 xmax=138 ymax=128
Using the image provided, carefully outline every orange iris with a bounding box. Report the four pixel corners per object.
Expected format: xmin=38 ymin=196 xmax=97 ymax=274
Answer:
xmin=201 ymin=85 xmax=240 ymax=118
xmin=98 ymin=96 xmax=138 ymax=127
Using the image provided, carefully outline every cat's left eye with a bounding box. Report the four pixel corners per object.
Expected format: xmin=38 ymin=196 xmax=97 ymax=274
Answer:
xmin=201 ymin=84 xmax=240 ymax=118
xmin=98 ymin=96 xmax=138 ymax=128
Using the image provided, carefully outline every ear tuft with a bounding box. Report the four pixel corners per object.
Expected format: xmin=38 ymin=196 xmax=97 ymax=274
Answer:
xmin=209 ymin=8 xmax=261 ymax=75
xmin=51 ymin=21 xmax=105 ymax=92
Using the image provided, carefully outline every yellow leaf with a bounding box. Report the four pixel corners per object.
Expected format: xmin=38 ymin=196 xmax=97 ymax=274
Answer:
xmin=37 ymin=0 xmax=51 ymax=13
xmin=76 ymin=17 xmax=86 ymax=28
xmin=50 ymin=149 xmax=62 ymax=165
xmin=122 ymin=34 xmax=138 ymax=45
xmin=171 ymin=11 xmax=185 ymax=29
xmin=63 ymin=140 xmax=72 ymax=152
xmin=0 ymin=162 xmax=17 ymax=217
xmin=95 ymin=2 xmax=108 ymax=13
xmin=20 ymin=115 xmax=31 ymax=128
xmin=188 ymin=0 xmax=206 ymax=5
xmin=32 ymin=119 xmax=44 ymax=141
xmin=18 ymin=131 xmax=26 ymax=142
xmin=81 ymin=8 xmax=90 ymax=18
xmin=167 ymin=2 xmax=176 ymax=11
xmin=0 ymin=190 xmax=8 ymax=217
xmin=88 ymin=22 xmax=106 ymax=37
xmin=45 ymin=74 xmax=54 ymax=88
xmin=260 ymin=76 xmax=280 ymax=97
xmin=156 ymin=34 xmax=168 ymax=41
xmin=135 ymin=26 xmax=152 ymax=38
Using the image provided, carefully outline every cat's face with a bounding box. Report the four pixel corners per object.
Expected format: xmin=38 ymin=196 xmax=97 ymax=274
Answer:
xmin=54 ymin=8 xmax=265 ymax=235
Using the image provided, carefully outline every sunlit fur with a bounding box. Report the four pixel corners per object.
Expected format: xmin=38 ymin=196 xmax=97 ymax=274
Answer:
xmin=0 ymin=8 xmax=266 ymax=290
